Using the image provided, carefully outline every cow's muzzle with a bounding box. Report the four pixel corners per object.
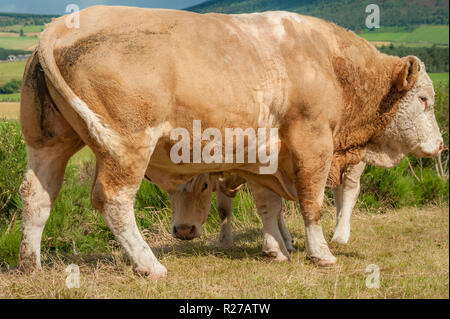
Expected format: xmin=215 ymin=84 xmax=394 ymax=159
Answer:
xmin=172 ymin=224 xmax=197 ymax=240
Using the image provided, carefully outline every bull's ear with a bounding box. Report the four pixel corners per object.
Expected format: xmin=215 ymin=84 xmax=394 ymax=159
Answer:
xmin=392 ymin=56 xmax=420 ymax=92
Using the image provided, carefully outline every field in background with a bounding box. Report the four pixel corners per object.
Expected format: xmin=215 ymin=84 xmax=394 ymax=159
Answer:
xmin=0 ymin=36 xmax=37 ymax=50
xmin=0 ymin=24 xmax=44 ymax=33
xmin=430 ymin=73 xmax=450 ymax=82
xmin=359 ymin=25 xmax=449 ymax=46
xmin=0 ymin=61 xmax=26 ymax=85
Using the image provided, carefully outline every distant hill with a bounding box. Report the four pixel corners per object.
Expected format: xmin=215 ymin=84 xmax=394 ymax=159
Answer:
xmin=0 ymin=12 xmax=56 ymax=27
xmin=186 ymin=0 xmax=449 ymax=32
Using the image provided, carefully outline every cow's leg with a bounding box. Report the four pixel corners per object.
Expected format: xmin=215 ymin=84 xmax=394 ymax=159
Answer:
xmin=18 ymin=143 xmax=81 ymax=271
xmin=250 ymin=183 xmax=290 ymax=261
xmin=216 ymin=191 xmax=234 ymax=248
xmin=331 ymin=162 xmax=366 ymax=244
xmin=91 ymin=154 xmax=167 ymax=278
xmin=278 ymin=211 xmax=295 ymax=252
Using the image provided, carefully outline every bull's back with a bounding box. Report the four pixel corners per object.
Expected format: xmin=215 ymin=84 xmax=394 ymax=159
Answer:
xmin=48 ymin=7 xmax=332 ymax=132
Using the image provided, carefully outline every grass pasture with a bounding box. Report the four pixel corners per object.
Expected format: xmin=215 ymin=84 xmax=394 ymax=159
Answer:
xmin=0 ymin=61 xmax=26 ymax=85
xmin=0 ymin=36 xmax=37 ymax=51
xmin=0 ymin=24 xmax=45 ymax=34
xmin=430 ymin=73 xmax=450 ymax=82
xmin=360 ymin=25 xmax=449 ymax=46
xmin=0 ymin=205 xmax=448 ymax=299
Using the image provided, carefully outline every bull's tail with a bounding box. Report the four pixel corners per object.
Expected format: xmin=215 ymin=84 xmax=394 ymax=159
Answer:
xmin=37 ymin=24 xmax=121 ymax=155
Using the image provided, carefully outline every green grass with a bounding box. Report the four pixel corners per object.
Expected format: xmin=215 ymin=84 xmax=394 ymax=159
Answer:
xmin=0 ymin=61 xmax=26 ymax=85
xmin=0 ymin=93 xmax=19 ymax=102
xmin=0 ymin=25 xmax=44 ymax=33
xmin=430 ymin=73 xmax=449 ymax=82
xmin=0 ymin=36 xmax=37 ymax=50
xmin=360 ymin=25 xmax=449 ymax=46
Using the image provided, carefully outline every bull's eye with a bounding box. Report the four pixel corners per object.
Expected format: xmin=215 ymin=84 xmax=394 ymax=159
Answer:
xmin=202 ymin=183 xmax=208 ymax=192
xmin=419 ymin=96 xmax=429 ymax=109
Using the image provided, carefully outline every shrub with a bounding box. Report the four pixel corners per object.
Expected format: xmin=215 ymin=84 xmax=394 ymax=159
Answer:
xmin=0 ymin=79 xmax=21 ymax=94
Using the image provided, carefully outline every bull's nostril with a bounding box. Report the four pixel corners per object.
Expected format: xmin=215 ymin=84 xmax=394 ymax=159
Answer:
xmin=189 ymin=225 xmax=195 ymax=235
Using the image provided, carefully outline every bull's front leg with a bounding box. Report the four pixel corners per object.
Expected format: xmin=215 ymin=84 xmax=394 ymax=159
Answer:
xmin=250 ymin=182 xmax=290 ymax=261
xmin=286 ymin=122 xmax=336 ymax=266
xmin=331 ymin=161 xmax=366 ymax=244
xmin=216 ymin=191 xmax=234 ymax=248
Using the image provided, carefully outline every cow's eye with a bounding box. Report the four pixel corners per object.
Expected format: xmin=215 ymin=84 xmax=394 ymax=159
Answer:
xmin=202 ymin=183 xmax=208 ymax=192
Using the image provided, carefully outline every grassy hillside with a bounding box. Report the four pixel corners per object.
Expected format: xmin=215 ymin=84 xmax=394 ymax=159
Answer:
xmin=187 ymin=0 xmax=449 ymax=32
xmin=360 ymin=25 xmax=449 ymax=46
xmin=0 ymin=36 xmax=37 ymax=50
xmin=0 ymin=61 xmax=26 ymax=85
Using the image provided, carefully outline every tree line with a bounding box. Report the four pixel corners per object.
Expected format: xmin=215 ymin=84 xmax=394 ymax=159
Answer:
xmin=378 ymin=44 xmax=449 ymax=73
xmin=187 ymin=0 xmax=449 ymax=32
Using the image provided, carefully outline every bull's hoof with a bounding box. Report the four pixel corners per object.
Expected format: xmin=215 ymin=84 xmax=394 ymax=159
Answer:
xmin=149 ymin=270 xmax=168 ymax=280
xmin=331 ymin=232 xmax=350 ymax=245
xmin=135 ymin=263 xmax=168 ymax=279
xmin=309 ymin=256 xmax=337 ymax=267
xmin=17 ymin=254 xmax=41 ymax=273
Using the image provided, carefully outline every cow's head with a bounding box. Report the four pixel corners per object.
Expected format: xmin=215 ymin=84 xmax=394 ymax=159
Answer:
xmin=363 ymin=56 xmax=444 ymax=167
xmin=168 ymin=173 xmax=245 ymax=240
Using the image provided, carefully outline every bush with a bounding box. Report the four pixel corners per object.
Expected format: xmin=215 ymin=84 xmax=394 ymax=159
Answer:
xmin=0 ymin=121 xmax=26 ymax=218
xmin=0 ymin=79 xmax=21 ymax=94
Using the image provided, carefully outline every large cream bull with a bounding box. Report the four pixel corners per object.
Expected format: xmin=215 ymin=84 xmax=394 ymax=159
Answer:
xmin=19 ymin=6 xmax=442 ymax=278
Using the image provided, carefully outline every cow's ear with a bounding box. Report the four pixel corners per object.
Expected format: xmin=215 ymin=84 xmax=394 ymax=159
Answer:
xmin=392 ymin=56 xmax=420 ymax=92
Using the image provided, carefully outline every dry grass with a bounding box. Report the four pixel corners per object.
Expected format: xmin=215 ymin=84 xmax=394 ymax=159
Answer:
xmin=0 ymin=206 xmax=447 ymax=299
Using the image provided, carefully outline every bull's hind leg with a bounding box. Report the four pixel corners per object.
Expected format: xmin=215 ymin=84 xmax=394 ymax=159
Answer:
xmin=250 ymin=183 xmax=290 ymax=261
xmin=91 ymin=153 xmax=167 ymax=278
xmin=18 ymin=144 xmax=81 ymax=271
xmin=18 ymin=51 xmax=84 ymax=271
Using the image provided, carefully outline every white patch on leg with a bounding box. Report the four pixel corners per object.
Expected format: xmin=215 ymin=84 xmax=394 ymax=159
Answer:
xmin=101 ymin=188 xmax=167 ymax=278
xmin=305 ymin=223 xmax=336 ymax=265
xmin=19 ymin=146 xmax=66 ymax=270
xmin=331 ymin=162 xmax=364 ymax=245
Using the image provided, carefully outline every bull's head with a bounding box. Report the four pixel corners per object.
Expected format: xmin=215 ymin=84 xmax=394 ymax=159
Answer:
xmin=168 ymin=173 xmax=245 ymax=240
xmin=364 ymin=56 xmax=444 ymax=167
